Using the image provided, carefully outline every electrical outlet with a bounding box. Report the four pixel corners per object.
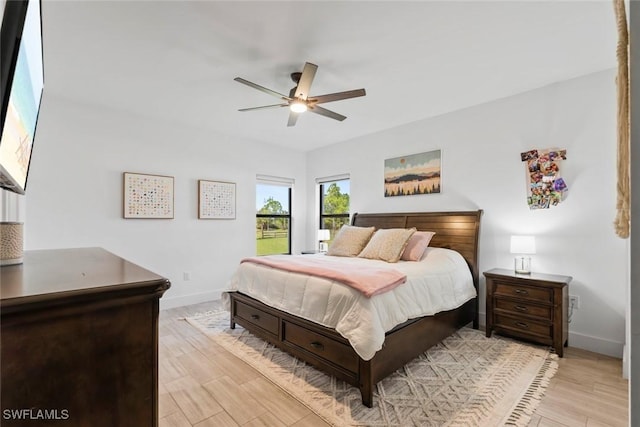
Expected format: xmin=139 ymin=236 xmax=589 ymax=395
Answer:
xmin=183 ymin=272 xmax=191 ymax=281
xmin=569 ymin=295 xmax=580 ymax=309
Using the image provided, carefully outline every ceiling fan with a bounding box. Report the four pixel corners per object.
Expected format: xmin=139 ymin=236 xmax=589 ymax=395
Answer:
xmin=234 ymin=62 xmax=366 ymax=127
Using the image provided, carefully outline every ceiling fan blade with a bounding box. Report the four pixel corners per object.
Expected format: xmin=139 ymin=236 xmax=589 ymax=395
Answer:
xmin=238 ymin=104 xmax=288 ymax=112
xmin=308 ymin=105 xmax=347 ymax=122
xmin=234 ymin=77 xmax=291 ymax=100
xmin=293 ymin=62 xmax=318 ymax=100
xmin=287 ymin=111 xmax=299 ymax=127
xmin=308 ymin=88 xmax=366 ymax=105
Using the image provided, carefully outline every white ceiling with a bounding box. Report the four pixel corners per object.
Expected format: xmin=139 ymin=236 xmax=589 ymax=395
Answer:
xmin=41 ymin=1 xmax=617 ymax=152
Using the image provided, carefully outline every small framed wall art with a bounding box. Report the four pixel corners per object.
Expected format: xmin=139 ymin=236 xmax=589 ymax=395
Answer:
xmin=198 ymin=180 xmax=236 ymax=219
xmin=123 ymin=172 xmax=174 ymax=219
xmin=384 ymin=149 xmax=441 ymax=197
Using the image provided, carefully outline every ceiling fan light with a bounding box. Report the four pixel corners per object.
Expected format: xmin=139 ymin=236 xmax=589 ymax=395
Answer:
xmin=290 ymin=101 xmax=307 ymax=113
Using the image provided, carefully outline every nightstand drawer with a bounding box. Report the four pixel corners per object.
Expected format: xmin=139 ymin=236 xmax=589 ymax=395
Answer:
xmin=494 ymin=281 xmax=552 ymax=303
xmin=494 ymin=314 xmax=552 ymax=339
xmin=494 ymin=299 xmax=552 ymax=320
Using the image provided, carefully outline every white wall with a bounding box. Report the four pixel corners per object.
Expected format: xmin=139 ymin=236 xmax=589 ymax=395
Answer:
xmin=306 ymin=69 xmax=628 ymax=357
xmin=24 ymin=93 xmax=307 ymax=308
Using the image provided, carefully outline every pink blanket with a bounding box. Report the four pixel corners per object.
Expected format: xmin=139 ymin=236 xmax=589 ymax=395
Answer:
xmin=240 ymin=255 xmax=406 ymax=298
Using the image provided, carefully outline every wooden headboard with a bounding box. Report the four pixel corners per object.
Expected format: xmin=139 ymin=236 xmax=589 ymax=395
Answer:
xmin=352 ymin=210 xmax=483 ymax=291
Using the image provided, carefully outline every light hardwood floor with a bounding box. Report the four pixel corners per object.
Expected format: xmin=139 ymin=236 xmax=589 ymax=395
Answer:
xmin=158 ymin=301 xmax=629 ymax=427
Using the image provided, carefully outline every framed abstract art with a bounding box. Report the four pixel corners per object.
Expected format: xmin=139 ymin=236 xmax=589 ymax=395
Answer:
xmin=123 ymin=172 xmax=174 ymax=219
xmin=198 ymin=180 xmax=236 ymax=219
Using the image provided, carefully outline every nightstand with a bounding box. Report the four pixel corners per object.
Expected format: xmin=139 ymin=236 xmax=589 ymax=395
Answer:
xmin=484 ymin=268 xmax=572 ymax=357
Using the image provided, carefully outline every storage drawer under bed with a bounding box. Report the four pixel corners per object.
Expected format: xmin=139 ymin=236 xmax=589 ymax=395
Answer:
xmin=233 ymin=299 xmax=279 ymax=336
xmin=282 ymin=320 xmax=359 ymax=373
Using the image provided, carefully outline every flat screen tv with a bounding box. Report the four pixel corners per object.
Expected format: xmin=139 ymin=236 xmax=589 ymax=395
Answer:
xmin=0 ymin=0 xmax=44 ymax=194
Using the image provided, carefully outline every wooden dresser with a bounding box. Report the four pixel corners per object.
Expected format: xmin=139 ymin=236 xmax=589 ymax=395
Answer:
xmin=484 ymin=268 xmax=571 ymax=357
xmin=0 ymin=247 xmax=170 ymax=426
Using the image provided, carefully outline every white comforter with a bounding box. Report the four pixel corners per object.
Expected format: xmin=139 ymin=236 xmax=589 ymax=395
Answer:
xmin=222 ymin=247 xmax=476 ymax=361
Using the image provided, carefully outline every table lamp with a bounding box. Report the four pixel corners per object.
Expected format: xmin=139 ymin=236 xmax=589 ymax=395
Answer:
xmin=318 ymin=229 xmax=331 ymax=253
xmin=510 ymin=235 xmax=536 ymax=274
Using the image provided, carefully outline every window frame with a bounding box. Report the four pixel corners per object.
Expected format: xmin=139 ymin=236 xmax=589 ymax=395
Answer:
xmin=256 ymin=182 xmax=292 ymax=255
xmin=319 ymin=178 xmax=350 ymax=232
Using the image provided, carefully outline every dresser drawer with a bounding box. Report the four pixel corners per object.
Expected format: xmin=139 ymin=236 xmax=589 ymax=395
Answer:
xmin=494 ymin=298 xmax=552 ymax=320
xmin=234 ymin=300 xmax=279 ymax=336
xmin=494 ymin=281 xmax=553 ymax=303
xmin=494 ymin=314 xmax=552 ymax=339
xmin=283 ymin=321 xmax=358 ymax=373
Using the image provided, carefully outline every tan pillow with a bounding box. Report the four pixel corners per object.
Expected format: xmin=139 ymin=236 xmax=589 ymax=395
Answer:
xmin=326 ymin=225 xmax=375 ymax=257
xmin=401 ymin=231 xmax=436 ymax=261
xmin=358 ymin=228 xmax=416 ymax=263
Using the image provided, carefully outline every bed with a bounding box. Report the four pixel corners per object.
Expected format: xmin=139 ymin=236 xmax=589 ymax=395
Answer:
xmin=225 ymin=210 xmax=482 ymax=407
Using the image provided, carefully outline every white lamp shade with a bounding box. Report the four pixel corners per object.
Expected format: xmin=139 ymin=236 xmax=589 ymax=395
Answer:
xmin=510 ymin=235 xmax=536 ymax=254
xmin=317 ymin=229 xmax=331 ymax=241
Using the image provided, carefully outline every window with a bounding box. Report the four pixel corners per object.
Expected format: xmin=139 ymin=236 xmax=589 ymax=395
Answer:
xmin=256 ymin=179 xmax=292 ymax=255
xmin=319 ymin=178 xmax=350 ymax=241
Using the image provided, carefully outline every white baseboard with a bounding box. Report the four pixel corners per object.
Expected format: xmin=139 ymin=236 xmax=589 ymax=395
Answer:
xmin=567 ymin=331 xmax=624 ymax=358
xmin=478 ymin=311 xmax=487 ymax=328
xmin=160 ymin=289 xmax=223 ymax=310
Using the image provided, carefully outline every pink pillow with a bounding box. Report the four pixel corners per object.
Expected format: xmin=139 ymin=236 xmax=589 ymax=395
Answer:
xmin=401 ymin=231 xmax=436 ymax=261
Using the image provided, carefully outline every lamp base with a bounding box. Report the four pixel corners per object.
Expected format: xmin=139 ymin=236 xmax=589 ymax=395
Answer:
xmin=514 ymin=256 xmax=531 ymax=274
xmin=319 ymin=242 xmax=328 ymax=253
xmin=1 ymin=257 xmax=23 ymax=266
xmin=1 ymin=222 xmax=24 ymax=266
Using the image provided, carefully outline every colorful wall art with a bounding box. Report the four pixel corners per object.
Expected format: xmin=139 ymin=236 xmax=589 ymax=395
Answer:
xmin=521 ymin=149 xmax=568 ymax=209
xmin=123 ymin=172 xmax=174 ymax=219
xmin=198 ymin=180 xmax=236 ymax=219
xmin=384 ymin=149 xmax=441 ymax=197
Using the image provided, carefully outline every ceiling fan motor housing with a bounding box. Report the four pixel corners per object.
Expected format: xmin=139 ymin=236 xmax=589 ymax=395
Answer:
xmin=234 ymin=62 xmax=366 ymax=126
xmin=290 ymin=72 xmax=302 ymax=83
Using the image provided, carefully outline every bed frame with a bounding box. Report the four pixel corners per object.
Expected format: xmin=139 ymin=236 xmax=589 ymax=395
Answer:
xmin=229 ymin=210 xmax=482 ymax=407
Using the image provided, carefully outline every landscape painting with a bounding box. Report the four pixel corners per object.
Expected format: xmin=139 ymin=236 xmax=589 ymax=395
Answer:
xmin=384 ymin=149 xmax=441 ymax=197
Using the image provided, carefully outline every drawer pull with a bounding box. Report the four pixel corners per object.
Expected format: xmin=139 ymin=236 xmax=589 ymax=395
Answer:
xmin=310 ymin=341 xmax=324 ymax=351
xmin=514 ymin=289 xmax=529 ymax=296
xmin=514 ymin=305 xmax=528 ymax=312
xmin=515 ymin=321 xmax=529 ymax=329
xmin=250 ymin=314 xmax=260 ymax=320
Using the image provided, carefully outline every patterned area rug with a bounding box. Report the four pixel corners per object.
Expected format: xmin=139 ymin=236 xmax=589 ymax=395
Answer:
xmin=185 ymin=311 xmax=557 ymax=427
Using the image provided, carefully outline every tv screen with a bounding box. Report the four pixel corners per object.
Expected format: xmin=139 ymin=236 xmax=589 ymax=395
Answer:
xmin=0 ymin=0 xmax=44 ymax=194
